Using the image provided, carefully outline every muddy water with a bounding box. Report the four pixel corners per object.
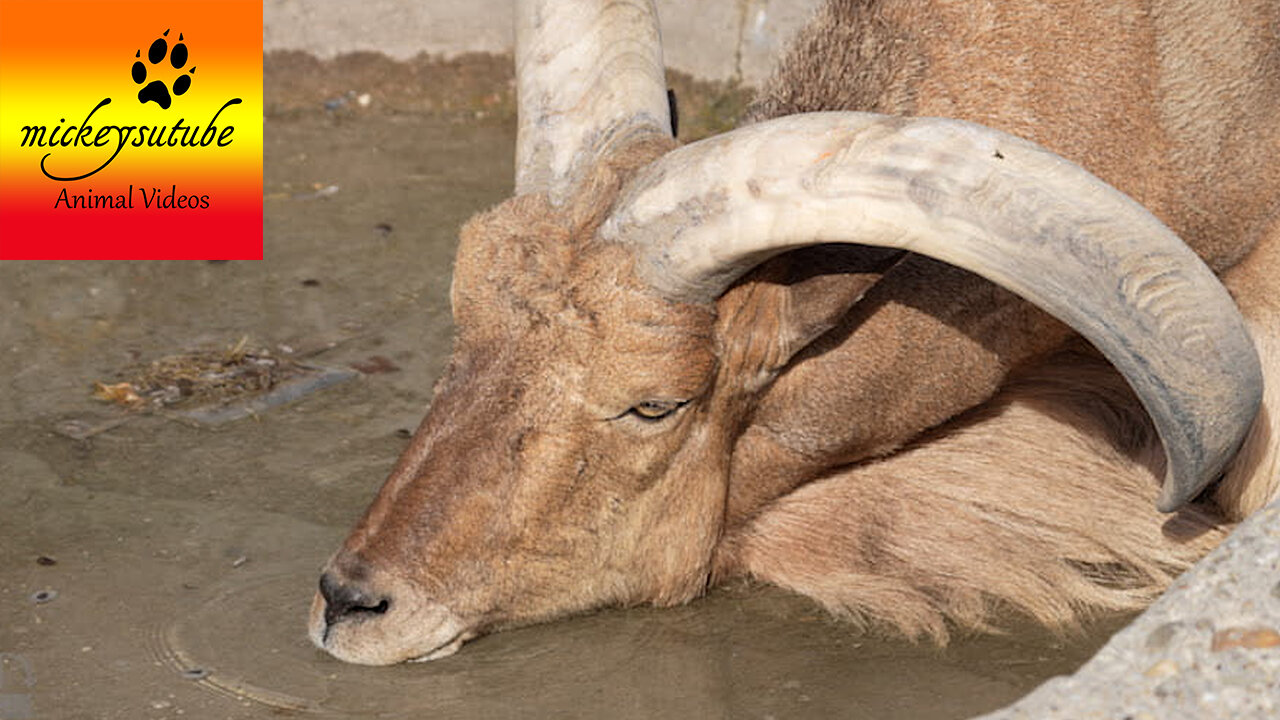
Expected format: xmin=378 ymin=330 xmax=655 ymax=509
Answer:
xmin=1 ymin=87 xmax=1124 ymax=719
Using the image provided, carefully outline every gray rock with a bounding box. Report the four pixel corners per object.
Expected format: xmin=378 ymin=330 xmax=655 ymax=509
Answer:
xmin=978 ymin=498 xmax=1280 ymax=720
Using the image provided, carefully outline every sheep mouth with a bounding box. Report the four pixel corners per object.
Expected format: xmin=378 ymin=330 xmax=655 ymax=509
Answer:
xmin=406 ymin=629 xmax=474 ymax=663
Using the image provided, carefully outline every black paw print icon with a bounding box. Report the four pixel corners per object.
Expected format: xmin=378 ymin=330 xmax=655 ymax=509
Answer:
xmin=132 ymin=29 xmax=194 ymax=109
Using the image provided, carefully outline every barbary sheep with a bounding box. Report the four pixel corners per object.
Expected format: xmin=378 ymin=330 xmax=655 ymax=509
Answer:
xmin=309 ymin=0 xmax=1280 ymax=665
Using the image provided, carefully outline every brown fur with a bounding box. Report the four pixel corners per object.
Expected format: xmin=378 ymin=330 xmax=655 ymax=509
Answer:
xmin=716 ymin=344 xmax=1230 ymax=641
xmin=313 ymin=0 xmax=1280 ymax=663
xmin=711 ymin=0 xmax=1280 ymax=639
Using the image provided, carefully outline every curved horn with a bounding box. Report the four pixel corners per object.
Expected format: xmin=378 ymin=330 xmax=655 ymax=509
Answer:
xmin=515 ymin=0 xmax=672 ymax=203
xmin=600 ymin=112 xmax=1263 ymax=512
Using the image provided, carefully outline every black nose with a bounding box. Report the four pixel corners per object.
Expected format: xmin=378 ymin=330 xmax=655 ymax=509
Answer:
xmin=319 ymin=571 xmax=390 ymax=627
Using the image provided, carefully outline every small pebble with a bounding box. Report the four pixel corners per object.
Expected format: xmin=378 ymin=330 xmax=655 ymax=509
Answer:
xmin=231 ymin=556 xmax=249 ymax=568
xmin=31 ymin=589 xmax=57 ymax=604
xmin=351 ymin=355 xmax=400 ymax=375
xmin=36 ymin=555 xmax=56 ymax=566
xmin=1144 ymin=659 xmax=1180 ymax=679
xmin=1210 ymin=626 xmax=1280 ymax=651
xmin=1145 ymin=622 xmax=1183 ymax=653
xmin=181 ymin=668 xmax=209 ymax=680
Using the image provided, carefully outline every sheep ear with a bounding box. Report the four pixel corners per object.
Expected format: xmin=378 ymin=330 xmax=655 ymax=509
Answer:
xmin=720 ymin=247 xmax=904 ymax=375
xmin=777 ymin=247 xmax=909 ymax=364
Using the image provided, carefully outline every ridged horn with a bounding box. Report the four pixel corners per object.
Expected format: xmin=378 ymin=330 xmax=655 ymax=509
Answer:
xmin=600 ymin=112 xmax=1263 ymax=512
xmin=515 ymin=0 xmax=672 ymax=204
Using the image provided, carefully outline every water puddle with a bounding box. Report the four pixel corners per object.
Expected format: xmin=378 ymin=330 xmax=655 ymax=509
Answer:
xmin=152 ymin=563 xmax=1119 ymax=720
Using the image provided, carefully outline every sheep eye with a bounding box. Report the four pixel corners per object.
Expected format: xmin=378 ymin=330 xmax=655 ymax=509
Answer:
xmin=629 ymin=400 xmax=685 ymax=421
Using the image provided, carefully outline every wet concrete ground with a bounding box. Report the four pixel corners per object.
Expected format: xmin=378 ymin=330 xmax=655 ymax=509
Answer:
xmin=0 ymin=54 xmax=1126 ymax=719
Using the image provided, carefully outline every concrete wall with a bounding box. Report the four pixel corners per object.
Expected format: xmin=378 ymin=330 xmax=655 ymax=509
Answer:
xmin=264 ymin=0 xmax=823 ymax=84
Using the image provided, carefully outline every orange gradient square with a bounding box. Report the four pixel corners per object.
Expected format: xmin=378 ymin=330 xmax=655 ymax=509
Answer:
xmin=0 ymin=0 xmax=263 ymax=259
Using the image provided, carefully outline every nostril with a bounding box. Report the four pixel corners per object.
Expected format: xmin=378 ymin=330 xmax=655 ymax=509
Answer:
xmin=319 ymin=571 xmax=391 ymax=627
